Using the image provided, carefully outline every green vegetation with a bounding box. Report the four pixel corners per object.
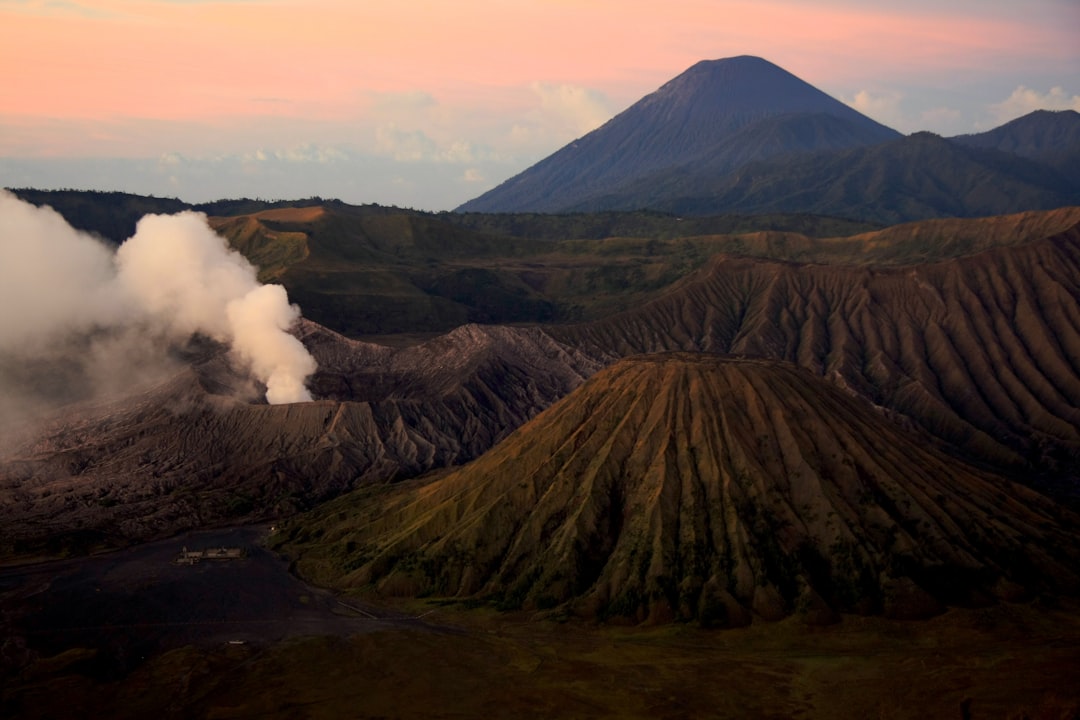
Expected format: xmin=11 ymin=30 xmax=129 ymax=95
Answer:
xmin=3 ymin=190 xmax=881 ymax=336
xmin=445 ymin=209 xmax=878 ymax=241
xmin=8 ymin=189 xmax=189 ymax=245
xmin=206 ymin=202 xmax=1080 ymax=338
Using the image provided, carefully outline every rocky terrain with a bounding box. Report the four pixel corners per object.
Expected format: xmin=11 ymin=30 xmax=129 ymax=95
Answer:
xmin=0 ymin=323 xmax=599 ymax=558
xmin=5 ymin=46 xmax=1080 ymax=719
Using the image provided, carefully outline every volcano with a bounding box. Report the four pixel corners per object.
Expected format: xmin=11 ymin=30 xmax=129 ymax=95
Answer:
xmin=457 ymin=55 xmax=900 ymax=214
xmin=288 ymin=354 xmax=1080 ymax=625
xmin=0 ymin=322 xmax=600 ymax=558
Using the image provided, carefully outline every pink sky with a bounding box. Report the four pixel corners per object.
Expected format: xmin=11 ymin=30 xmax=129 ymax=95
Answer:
xmin=1 ymin=0 xmax=1078 ymax=207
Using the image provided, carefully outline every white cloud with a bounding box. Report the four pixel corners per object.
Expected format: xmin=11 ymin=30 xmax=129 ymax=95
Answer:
xmin=920 ymin=106 xmax=962 ymax=127
xmin=433 ymin=140 xmax=472 ymax=164
xmin=843 ymin=90 xmax=971 ymax=135
xmin=0 ymin=151 xmax=510 ymax=210
xmin=273 ymin=144 xmax=346 ymax=164
xmin=845 ymin=89 xmax=906 ymax=128
xmin=374 ymin=125 xmax=440 ymax=162
xmin=530 ymin=83 xmax=613 ymax=137
xmin=369 ymin=90 xmax=439 ymax=114
xmin=989 ymin=86 xmax=1080 ymax=124
xmin=166 ymin=144 xmax=346 ymax=166
xmin=373 ymin=124 xmax=493 ymax=164
xmin=158 ymin=152 xmax=185 ymax=167
xmin=462 ymin=168 xmax=484 ymax=183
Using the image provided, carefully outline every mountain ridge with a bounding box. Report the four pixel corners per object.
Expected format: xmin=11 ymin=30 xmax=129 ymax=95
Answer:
xmin=5 ymin=198 xmax=1080 ymax=572
xmin=952 ymin=109 xmax=1080 ymax=189
xmin=593 ymin=130 xmax=1079 ymax=222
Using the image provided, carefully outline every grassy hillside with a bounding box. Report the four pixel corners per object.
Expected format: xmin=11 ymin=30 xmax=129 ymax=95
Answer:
xmin=444 ymin=210 xmax=878 ymax=241
xmin=210 ymin=203 xmax=1080 ymax=338
xmin=11 ymin=189 xmax=1080 ymax=340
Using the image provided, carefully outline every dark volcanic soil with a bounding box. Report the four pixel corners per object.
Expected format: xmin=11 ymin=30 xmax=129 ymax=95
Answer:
xmin=0 ymin=526 xmax=437 ymax=682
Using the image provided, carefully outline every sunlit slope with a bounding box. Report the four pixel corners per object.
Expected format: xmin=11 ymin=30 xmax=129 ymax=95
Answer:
xmin=552 ymin=215 xmax=1080 ymax=478
xmin=287 ymin=354 xmax=1079 ymax=624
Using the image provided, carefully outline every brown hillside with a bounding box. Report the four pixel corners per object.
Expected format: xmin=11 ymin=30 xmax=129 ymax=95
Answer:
xmin=286 ymin=354 xmax=1079 ymax=625
xmin=552 ymin=220 xmax=1080 ymax=481
xmin=834 ymin=206 xmax=1080 ymax=264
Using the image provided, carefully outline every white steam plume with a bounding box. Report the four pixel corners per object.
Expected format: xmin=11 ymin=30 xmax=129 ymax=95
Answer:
xmin=116 ymin=210 xmax=316 ymax=402
xmin=226 ymin=284 xmax=316 ymax=405
xmin=0 ymin=192 xmax=126 ymax=354
xmin=0 ymin=191 xmax=316 ymax=412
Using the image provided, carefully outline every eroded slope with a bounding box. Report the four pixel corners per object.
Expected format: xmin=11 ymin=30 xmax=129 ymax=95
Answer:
xmin=285 ymin=354 xmax=1079 ymax=624
xmin=553 ymin=220 xmax=1080 ymax=481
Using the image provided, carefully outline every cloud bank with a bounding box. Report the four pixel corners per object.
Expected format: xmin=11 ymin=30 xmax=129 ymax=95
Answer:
xmin=0 ymin=191 xmax=316 ymax=421
xmin=990 ymin=86 xmax=1080 ymax=124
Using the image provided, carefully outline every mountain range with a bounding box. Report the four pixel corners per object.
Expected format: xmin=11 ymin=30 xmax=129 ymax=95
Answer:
xmin=4 ymin=200 xmax=1080 ymax=624
xmin=458 ymin=56 xmax=1080 ymax=222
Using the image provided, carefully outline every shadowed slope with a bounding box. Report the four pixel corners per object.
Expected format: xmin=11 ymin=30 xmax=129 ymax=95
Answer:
xmin=952 ymin=109 xmax=1080 ymax=188
xmin=288 ymin=354 xmax=1079 ymax=624
xmin=208 ymin=204 xmax=559 ymax=336
xmin=592 ymin=132 xmax=1079 ymax=222
xmin=552 ymin=218 xmax=1080 ymax=481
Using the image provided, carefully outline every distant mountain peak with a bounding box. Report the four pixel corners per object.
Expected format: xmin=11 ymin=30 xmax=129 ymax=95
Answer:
xmin=952 ymin=109 xmax=1080 ymax=155
xmin=629 ymin=54 xmax=878 ymax=131
xmin=457 ymin=56 xmax=900 ymax=213
xmin=641 ymin=56 xmax=841 ymax=123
